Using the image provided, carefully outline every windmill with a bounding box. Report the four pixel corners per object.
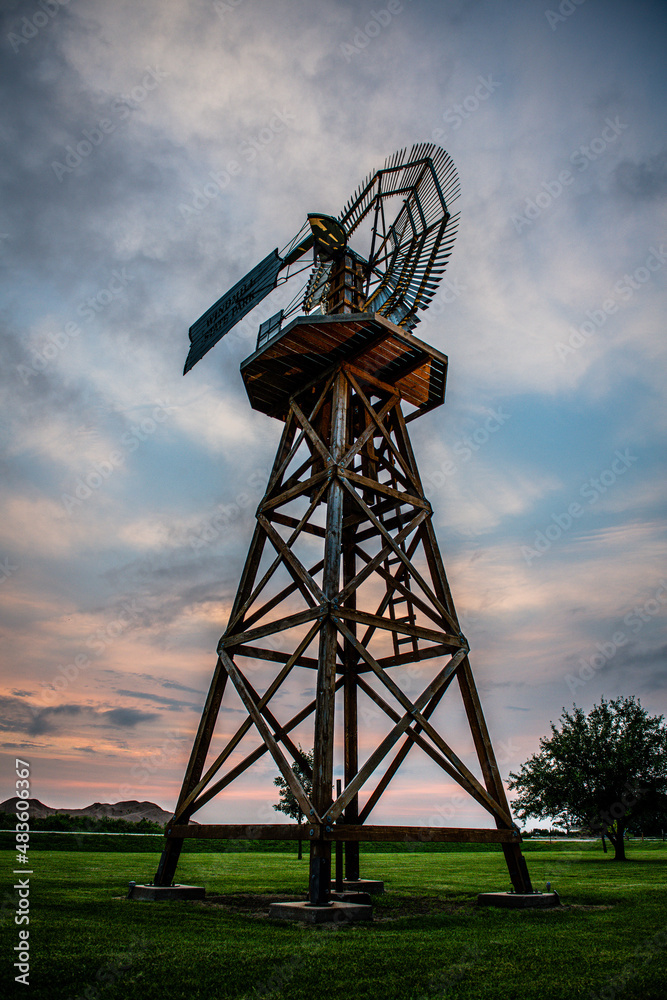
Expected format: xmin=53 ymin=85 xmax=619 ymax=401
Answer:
xmin=153 ymin=143 xmax=533 ymax=911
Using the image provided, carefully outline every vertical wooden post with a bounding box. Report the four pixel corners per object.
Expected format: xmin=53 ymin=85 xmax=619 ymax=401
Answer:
xmin=335 ymin=779 xmax=343 ymax=892
xmin=343 ymin=501 xmax=360 ymax=882
xmin=154 ymin=661 xmax=228 ymax=886
xmin=309 ymin=370 xmax=347 ymax=905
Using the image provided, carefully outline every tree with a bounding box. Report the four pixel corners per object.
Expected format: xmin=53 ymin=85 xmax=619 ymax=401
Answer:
xmin=508 ymin=696 xmax=667 ymax=860
xmin=273 ymin=747 xmax=313 ymax=860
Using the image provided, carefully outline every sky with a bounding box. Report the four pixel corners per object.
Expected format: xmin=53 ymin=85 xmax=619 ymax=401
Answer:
xmin=0 ymin=0 xmax=665 ymax=833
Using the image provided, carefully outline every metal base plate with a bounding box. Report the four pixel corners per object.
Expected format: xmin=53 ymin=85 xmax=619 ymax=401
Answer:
xmin=128 ymin=884 xmax=205 ymax=901
xmin=477 ymin=891 xmax=561 ymax=908
xmin=268 ymin=900 xmax=373 ymax=923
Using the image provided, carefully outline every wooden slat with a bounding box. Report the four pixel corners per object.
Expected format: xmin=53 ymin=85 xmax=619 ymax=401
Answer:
xmin=233 ymin=644 xmax=319 ymax=669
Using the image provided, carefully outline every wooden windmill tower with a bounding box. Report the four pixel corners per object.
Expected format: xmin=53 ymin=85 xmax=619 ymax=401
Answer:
xmin=154 ymin=144 xmax=533 ymax=906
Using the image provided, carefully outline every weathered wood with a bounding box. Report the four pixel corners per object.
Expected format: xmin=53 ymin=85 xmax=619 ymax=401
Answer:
xmin=218 ymin=649 xmax=317 ymax=820
xmin=289 ymin=396 xmax=334 ymax=467
xmin=240 ymin=559 xmax=324 ymax=632
xmin=178 ymin=620 xmax=323 ymax=818
xmin=189 ymin=677 xmax=345 ymax=814
xmin=336 ymin=605 xmax=463 ymax=648
xmin=154 ymin=657 xmax=229 ymax=884
xmin=219 ymin=606 xmax=322 ymax=650
xmin=325 ymin=644 xmax=468 ymax=822
xmin=339 ymin=478 xmax=452 ymax=624
xmin=163 ymin=356 xmax=532 ymax=894
xmin=167 ymin=823 xmax=520 ymax=844
xmin=339 ymin=467 xmax=429 ymax=512
xmin=339 ymin=389 xmax=398 ymax=471
xmin=354 ymin=673 xmax=501 ymax=818
xmin=233 ymin=644 xmax=319 ymax=669
xmin=342 ymin=510 xmax=360 ymax=881
xmin=338 ymin=509 xmax=429 ymax=605
xmin=344 ymin=372 xmax=420 ymax=490
xmin=310 ymin=370 xmax=348 ymax=904
xmin=257 ymin=514 xmax=324 ymax=606
xmin=322 ymin=825 xmax=520 ymax=844
xmin=357 ymin=676 xmax=451 ymax=824
xmin=355 ymin=543 xmax=456 ymax=632
xmin=269 ymin=511 xmax=327 ymax=538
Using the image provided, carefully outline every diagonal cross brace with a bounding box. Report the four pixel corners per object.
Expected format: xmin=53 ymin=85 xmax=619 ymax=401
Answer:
xmin=218 ymin=648 xmax=318 ymax=821
xmin=324 ymin=645 xmax=469 ymax=822
xmin=333 ymin=621 xmax=512 ymax=826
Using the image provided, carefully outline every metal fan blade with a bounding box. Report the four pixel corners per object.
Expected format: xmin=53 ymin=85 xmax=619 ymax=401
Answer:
xmin=337 ymin=143 xmax=460 ymax=329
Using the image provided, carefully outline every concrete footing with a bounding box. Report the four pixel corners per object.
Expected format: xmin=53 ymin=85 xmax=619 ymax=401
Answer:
xmin=127 ymin=883 xmax=205 ymax=901
xmin=329 ymin=891 xmax=372 ymax=905
xmin=330 ymin=878 xmax=384 ymax=895
xmin=477 ymin=891 xmax=561 ymax=908
xmin=268 ymin=900 xmax=373 ymax=923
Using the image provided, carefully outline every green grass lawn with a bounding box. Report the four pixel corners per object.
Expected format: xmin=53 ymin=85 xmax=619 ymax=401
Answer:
xmin=2 ymin=846 xmax=666 ymax=1000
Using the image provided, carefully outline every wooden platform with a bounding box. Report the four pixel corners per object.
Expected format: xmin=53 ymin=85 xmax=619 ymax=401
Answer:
xmin=240 ymin=312 xmax=448 ymax=421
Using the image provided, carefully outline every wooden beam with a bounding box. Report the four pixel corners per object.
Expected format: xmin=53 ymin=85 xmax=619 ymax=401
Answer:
xmin=217 ymin=649 xmax=317 ymax=820
xmin=257 ymin=514 xmax=324 ymax=606
xmin=176 ymin=621 xmax=322 ymax=818
xmin=336 ymin=606 xmax=463 ymax=648
xmin=219 ymin=606 xmax=323 ymax=652
xmin=167 ymin=823 xmax=521 ymax=844
xmin=338 ymin=509 xmax=429 ymax=606
xmin=188 ymin=677 xmax=345 ymax=815
xmin=324 ymin=644 xmax=468 ymax=822
xmin=344 ymin=372 xmax=420 ymax=491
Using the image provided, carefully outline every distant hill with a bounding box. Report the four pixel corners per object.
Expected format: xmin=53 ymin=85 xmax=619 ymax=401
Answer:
xmin=0 ymin=798 xmax=174 ymax=824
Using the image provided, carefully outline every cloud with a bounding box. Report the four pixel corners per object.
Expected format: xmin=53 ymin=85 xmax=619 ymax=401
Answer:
xmin=115 ymin=688 xmax=202 ymax=711
xmin=100 ymin=707 xmax=159 ymax=727
xmin=613 ymin=149 xmax=667 ymax=200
